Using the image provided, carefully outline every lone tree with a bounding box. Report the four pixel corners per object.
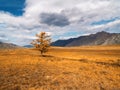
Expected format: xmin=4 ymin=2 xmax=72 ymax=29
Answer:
xmin=31 ymin=32 xmax=51 ymax=56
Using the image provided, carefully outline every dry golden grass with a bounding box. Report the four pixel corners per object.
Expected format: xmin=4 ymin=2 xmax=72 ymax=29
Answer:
xmin=0 ymin=45 xmax=120 ymax=90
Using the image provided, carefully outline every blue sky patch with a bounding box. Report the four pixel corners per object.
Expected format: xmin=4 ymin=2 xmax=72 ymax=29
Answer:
xmin=0 ymin=0 xmax=25 ymax=16
xmin=91 ymin=17 xmax=120 ymax=25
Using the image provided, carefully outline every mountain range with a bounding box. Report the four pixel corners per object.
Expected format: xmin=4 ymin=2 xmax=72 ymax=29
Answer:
xmin=0 ymin=31 xmax=120 ymax=49
xmin=52 ymin=31 xmax=120 ymax=47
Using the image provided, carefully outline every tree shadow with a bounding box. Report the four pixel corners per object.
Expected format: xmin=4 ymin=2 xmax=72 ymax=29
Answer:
xmin=79 ymin=59 xmax=88 ymax=63
xmin=42 ymin=55 xmax=54 ymax=57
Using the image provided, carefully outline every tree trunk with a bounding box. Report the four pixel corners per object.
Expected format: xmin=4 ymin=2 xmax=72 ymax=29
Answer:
xmin=41 ymin=51 xmax=43 ymax=56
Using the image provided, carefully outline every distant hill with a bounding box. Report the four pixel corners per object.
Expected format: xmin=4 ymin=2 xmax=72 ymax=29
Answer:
xmin=52 ymin=31 xmax=120 ymax=47
xmin=23 ymin=45 xmax=33 ymax=48
xmin=0 ymin=42 xmax=20 ymax=49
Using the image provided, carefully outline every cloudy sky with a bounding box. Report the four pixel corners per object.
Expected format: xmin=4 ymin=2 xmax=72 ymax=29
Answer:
xmin=0 ymin=0 xmax=120 ymax=46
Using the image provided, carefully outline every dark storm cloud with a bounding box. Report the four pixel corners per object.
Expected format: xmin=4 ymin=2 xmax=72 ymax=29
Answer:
xmin=40 ymin=13 xmax=70 ymax=27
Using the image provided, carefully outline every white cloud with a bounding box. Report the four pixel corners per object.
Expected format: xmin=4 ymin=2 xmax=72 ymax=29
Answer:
xmin=0 ymin=0 xmax=120 ymax=45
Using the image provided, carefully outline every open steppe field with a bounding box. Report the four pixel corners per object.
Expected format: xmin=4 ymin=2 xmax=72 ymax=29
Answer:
xmin=0 ymin=45 xmax=120 ymax=90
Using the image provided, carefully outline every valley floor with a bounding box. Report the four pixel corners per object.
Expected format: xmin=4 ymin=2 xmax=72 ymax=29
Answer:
xmin=0 ymin=45 xmax=120 ymax=90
